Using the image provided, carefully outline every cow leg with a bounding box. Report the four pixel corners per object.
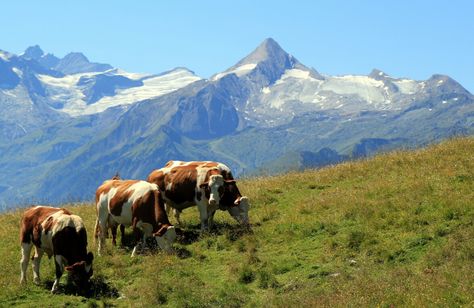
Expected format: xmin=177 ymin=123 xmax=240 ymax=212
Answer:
xmin=51 ymin=255 xmax=64 ymax=293
xmin=111 ymin=223 xmax=118 ymax=246
xmin=97 ymin=226 xmax=105 ymax=256
xmin=96 ymin=217 xmax=108 ymax=256
xmin=208 ymin=210 xmax=217 ymax=230
xmin=173 ymin=209 xmax=182 ymax=225
xmin=197 ymin=201 xmax=209 ymax=231
xmin=20 ymin=242 xmax=33 ymax=284
xmin=131 ymin=219 xmax=142 ymax=257
xmin=120 ymin=224 xmax=125 ymax=246
xmin=32 ymin=247 xmax=44 ymax=285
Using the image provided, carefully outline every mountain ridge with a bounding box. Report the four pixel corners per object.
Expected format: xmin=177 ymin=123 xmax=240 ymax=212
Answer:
xmin=0 ymin=39 xmax=472 ymax=209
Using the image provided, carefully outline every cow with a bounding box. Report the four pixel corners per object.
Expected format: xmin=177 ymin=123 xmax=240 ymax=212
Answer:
xmin=95 ymin=179 xmax=176 ymax=257
xmin=19 ymin=206 xmax=94 ymax=294
xmin=103 ymin=173 xmax=126 ymax=247
xmin=147 ymin=160 xmax=249 ymax=231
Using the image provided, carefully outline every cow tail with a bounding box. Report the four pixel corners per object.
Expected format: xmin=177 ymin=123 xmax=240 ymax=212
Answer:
xmin=94 ymin=217 xmax=100 ymax=243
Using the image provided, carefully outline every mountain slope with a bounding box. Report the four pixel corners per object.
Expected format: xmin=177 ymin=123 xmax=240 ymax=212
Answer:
xmin=0 ymin=39 xmax=473 ymax=208
xmin=1 ymin=137 xmax=473 ymax=306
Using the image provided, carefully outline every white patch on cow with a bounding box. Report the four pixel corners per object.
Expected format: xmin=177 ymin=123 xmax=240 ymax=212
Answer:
xmin=227 ymin=196 xmax=250 ymax=225
xmin=20 ymin=242 xmax=32 ymax=284
xmin=216 ymin=162 xmax=231 ymax=174
xmin=39 ymin=225 xmax=54 ymax=258
xmin=130 ymin=181 xmax=156 ymax=202
xmin=51 ymin=211 xmax=85 ymax=234
xmin=155 ymin=226 xmax=176 ymax=252
xmin=208 ymin=175 xmax=224 ymax=204
xmin=109 ymin=200 xmax=133 ymax=226
xmin=196 ymin=167 xmax=209 ymax=188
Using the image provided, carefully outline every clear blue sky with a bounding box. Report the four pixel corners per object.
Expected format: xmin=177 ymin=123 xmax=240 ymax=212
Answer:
xmin=1 ymin=1 xmax=473 ymax=93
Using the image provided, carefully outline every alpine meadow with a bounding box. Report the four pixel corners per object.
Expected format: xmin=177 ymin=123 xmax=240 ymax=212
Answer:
xmin=1 ymin=2 xmax=474 ymax=307
xmin=1 ymin=137 xmax=473 ymax=307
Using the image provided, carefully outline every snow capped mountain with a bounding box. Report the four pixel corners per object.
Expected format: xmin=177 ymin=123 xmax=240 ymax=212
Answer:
xmin=38 ymin=67 xmax=201 ymax=116
xmin=205 ymin=39 xmax=471 ymax=128
xmin=1 ymin=46 xmax=202 ymax=119
xmin=0 ymin=39 xmax=472 ymax=209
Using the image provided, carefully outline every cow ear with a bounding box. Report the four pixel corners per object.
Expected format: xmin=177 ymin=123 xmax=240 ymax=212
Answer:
xmin=65 ymin=265 xmax=74 ymax=272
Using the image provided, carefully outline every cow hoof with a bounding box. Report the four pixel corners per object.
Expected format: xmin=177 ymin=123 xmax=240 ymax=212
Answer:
xmin=33 ymin=277 xmax=41 ymax=285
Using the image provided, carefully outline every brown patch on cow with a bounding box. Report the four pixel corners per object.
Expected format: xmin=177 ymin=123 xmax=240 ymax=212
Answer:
xmin=147 ymin=170 xmax=165 ymax=189
xmin=96 ymin=180 xmax=139 ymax=216
xmin=164 ymin=161 xmax=219 ymax=169
xmin=20 ymin=206 xmax=66 ymax=244
xmin=219 ymin=180 xmax=243 ymax=208
xmin=147 ymin=161 xmax=240 ymax=212
xmin=149 ymin=167 xmax=198 ymax=205
xmin=130 ymin=188 xmax=171 ymax=233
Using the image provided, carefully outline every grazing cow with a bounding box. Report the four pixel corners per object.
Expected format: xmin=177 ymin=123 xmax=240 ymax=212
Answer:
xmin=147 ymin=160 xmax=249 ymax=230
xmin=19 ymin=206 xmax=94 ymax=294
xmin=95 ymin=179 xmax=176 ymax=257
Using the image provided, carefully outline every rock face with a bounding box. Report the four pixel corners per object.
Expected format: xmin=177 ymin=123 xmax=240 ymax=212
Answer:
xmin=0 ymin=39 xmax=473 ymax=209
xmin=54 ymin=52 xmax=112 ymax=74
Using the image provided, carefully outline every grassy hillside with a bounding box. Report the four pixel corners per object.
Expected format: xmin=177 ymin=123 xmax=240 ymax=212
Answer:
xmin=0 ymin=137 xmax=473 ymax=307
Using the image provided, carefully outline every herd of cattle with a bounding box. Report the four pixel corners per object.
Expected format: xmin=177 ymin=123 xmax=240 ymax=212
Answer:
xmin=19 ymin=160 xmax=250 ymax=293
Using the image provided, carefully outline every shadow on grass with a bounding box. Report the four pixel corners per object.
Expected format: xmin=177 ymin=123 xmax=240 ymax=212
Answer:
xmin=43 ymin=274 xmax=119 ymax=299
xmin=175 ymin=222 xmax=253 ymax=244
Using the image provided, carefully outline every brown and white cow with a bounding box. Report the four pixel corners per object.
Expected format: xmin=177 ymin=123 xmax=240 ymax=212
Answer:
xmin=95 ymin=179 xmax=176 ymax=257
xmin=20 ymin=206 xmax=94 ymax=294
xmin=147 ymin=160 xmax=249 ymax=231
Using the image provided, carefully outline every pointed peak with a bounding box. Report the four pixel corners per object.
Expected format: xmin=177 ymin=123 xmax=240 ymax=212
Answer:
xmin=426 ymin=74 xmax=471 ymax=95
xmin=23 ymin=45 xmax=44 ymax=59
xmin=236 ymin=38 xmax=289 ymax=66
xmin=259 ymin=37 xmax=280 ymax=49
xmin=62 ymin=52 xmax=89 ymax=62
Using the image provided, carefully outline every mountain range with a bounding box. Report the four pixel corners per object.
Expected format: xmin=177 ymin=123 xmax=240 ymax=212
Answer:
xmin=0 ymin=38 xmax=472 ymax=209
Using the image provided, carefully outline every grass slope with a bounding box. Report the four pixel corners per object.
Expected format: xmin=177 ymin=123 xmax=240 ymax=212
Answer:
xmin=0 ymin=137 xmax=473 ymax=307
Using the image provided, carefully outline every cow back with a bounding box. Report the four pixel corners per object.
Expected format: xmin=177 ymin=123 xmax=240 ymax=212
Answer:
xmin=96 ymin=179 xmax=170 ymax=233
xmin=20 ymin=206 xmax=71 ymax=245
xmin=148 ymin=161 xmax=224 ymax=207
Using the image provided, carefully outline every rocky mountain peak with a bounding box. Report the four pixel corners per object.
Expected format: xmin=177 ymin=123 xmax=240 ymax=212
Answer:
xmin=23 ymin=45 xmax=44 ymax=60
xmin=369 ymin=69 xmax=389 ymax=80
xmin=236 ymin=37 xmax=295 ymax=67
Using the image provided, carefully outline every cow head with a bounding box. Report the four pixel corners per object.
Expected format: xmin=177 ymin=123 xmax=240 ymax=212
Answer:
xmin=200 ymin=174 xmax=224 ymax=207
xmin=153 ymin=225 xmax=177 ymax=253
xmin=226 ymin=196 xmax=250 ymax=225
xmin=65 ymin=251 xmax=94 ymax=290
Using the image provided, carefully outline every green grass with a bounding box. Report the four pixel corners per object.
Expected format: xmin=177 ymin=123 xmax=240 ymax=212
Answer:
xmin=1 ymin=137 xmax=473 ymax=307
